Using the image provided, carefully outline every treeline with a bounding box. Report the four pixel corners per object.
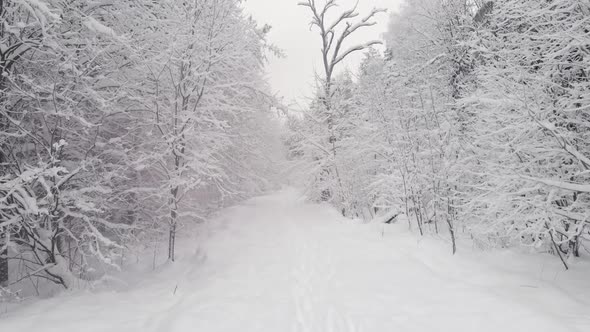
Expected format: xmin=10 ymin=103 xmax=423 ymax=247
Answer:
xmin=0 ymin=0 xmax=281 ymax=295
xmin=289 ymin=0 xmax=589 ymax=266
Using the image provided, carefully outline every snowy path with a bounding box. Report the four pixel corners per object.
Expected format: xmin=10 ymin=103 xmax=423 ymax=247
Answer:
xmin=1 ymin=188 xmax=590 ymax=331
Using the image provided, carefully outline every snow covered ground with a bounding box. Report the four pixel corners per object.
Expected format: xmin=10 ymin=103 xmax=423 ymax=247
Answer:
xmin=1 ymin=188 xmax=589 ymax=331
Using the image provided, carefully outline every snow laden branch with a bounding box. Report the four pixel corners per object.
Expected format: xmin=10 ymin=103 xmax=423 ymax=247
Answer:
xmin=521 ymin=177 xmax=590 ymax=194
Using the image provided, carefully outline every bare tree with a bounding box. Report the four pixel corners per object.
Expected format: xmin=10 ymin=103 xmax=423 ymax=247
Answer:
xmin=298 ymin=0 xmax=385 ymax=214
xmin=299 ymin=0 xmax=385 ymax=98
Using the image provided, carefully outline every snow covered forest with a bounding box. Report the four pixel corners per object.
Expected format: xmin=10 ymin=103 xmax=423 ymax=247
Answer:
xmin=287 ymin=0 xmax=590 ymax=265
xmin=0 ymin=0 xmax=283 ymax=294
xmin=1 ymin=0 xmax=590 ymax=330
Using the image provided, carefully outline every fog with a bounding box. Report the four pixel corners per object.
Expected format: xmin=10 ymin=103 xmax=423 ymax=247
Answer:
xmin=243 ymin=0 xmax=402 ymax=107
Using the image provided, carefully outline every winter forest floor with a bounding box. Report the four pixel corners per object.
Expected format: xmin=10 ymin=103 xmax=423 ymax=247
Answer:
xmin=1 ymin=188 xmax=590 ymax=332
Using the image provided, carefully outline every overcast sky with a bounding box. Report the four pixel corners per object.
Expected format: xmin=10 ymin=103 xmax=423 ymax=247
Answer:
xmin=242 ymin=0 xmax=402 ymax=108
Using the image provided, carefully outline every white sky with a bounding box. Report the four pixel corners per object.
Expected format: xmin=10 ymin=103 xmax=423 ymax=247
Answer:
xmin=242 ymin=0 xmax=402 ymax=108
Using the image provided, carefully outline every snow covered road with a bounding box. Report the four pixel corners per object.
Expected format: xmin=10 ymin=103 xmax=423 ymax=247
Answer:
xmin=1 ymin=188 xmax=589 ymax=332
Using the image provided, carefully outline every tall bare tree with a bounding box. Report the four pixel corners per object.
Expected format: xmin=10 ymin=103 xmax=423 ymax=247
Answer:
xmin=298 ymin=0 xmax=385 ymax=213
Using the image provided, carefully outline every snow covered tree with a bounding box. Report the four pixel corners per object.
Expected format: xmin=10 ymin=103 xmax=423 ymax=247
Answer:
xmin=0 ymin=0 xmax=150 ymax=289
xmin=363 ymin=0 xmax=590 ymax=262
xmin=129 ymin=0 xmax=281 ymax=261
xmin=0 ymin=0 xmax=282 ymax=294
xmin=455 ymin=0 xmax=590 ymax=266
xmin=296 ymin=0 xmax=385 ymax=215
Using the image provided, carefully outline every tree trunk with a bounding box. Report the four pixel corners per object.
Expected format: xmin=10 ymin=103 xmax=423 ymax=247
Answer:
xmin=168 ymin=187 xmax=178 ymax=262
xmin=401 ymin=174 xmax=411 ymax=230
xmin=168 ymin=187 xmax=179 ymax=262
xmin=0 ymin=236 xmax=7 ymax=288
xmin=447 ymin=198 xmax=457 ymax=255
xmin=168 ymin=221 xmax=176 ymax=262
xmin=412 ymin=198 xmax=424 ymax=236
xmin=0 ymin=149 xmax=8 ymax=288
